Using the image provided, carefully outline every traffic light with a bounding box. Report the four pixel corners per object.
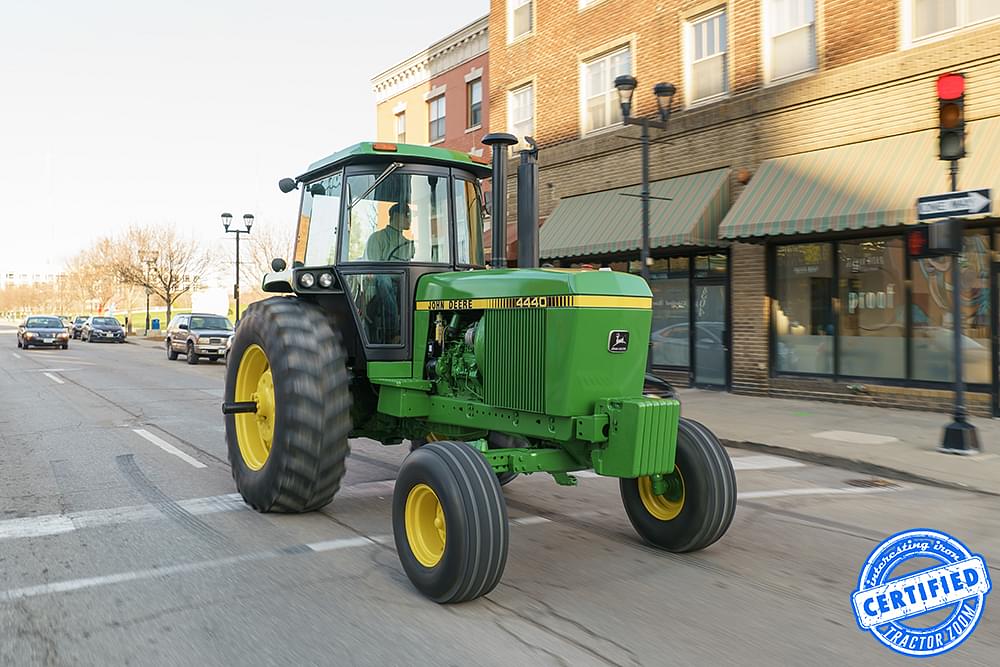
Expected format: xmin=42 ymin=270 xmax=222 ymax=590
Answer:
xmin=937 ymin=73 xmax=965 ymax=161
xmin=906 ymin=219 xmax=963 ymax=259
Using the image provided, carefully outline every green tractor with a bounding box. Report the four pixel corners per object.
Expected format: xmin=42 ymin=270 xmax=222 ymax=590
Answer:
xmin=223 ymin=136 xmax=736 ymax=603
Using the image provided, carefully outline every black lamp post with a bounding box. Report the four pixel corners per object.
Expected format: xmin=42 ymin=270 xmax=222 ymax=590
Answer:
xmin=222 ymin=212 xmax=253 ymax=323
xmin=140 ymin=250 xmax=159 ymax=335
xmin=614 ymin=75 xmax=676 ymax=284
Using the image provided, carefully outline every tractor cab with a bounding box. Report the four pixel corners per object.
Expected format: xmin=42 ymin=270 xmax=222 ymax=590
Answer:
xmin=264 ymin=142 xmax=491 ymax=364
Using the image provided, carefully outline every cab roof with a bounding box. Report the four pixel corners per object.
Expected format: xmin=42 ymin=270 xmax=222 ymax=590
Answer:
xmin=298 ymin=142 xmax=491 ymax=182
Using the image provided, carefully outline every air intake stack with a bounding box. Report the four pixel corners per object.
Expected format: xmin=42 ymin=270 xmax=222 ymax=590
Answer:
xmin=482 ymin=133 xmax=519 ymax=268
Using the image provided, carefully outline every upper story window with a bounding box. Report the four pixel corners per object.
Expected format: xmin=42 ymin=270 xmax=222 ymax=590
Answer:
xmin=395 ymin=112 xmax=406 ymax=143
xmin=428 ymin=96 xmax=446 ymax=143
xmin=765 ymin=0 xmax=816 ymax=83
xmin=509 ymin=0 xmax=533 ymax=42
xmin=582 ymin=46 xmax=632 ymax=133
xmin=467 ymin=79 xmax=483 ymax=128
xmin=686 ymin=8 xmax=728 ymax=103
xmin=910 ymin=0 xmax=1000 ymax=42
xmin=509 ymin=82 xmax=534 ymax=141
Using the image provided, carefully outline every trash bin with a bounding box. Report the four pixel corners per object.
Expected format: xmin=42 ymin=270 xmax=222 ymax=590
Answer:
xmin=152 ymin=318 xmax=160 ymax=331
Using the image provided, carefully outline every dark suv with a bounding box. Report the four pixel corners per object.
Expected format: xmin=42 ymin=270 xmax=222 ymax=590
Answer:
xmin=70 ymin=315 xmax=88 ymax=339
xmin=165 ymin=313 xmax=234 ymax=364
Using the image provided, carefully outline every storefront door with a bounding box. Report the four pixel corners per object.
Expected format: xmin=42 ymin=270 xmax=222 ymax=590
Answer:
xmin=693 ymin=280 xmax=728 ymax=387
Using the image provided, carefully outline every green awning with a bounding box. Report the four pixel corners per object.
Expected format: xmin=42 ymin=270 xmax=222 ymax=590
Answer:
xmin=539 ymin=168 xmax=731 ymax=259
xmin=719 ymin=116 xmax=1000 ymax=239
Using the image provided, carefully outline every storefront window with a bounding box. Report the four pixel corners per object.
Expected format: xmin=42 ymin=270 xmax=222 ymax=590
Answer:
xmin=911 ymin=230 xmax=992 ymax=384
xmin=650 ymin=273 xmax=690 ymax=366
xmin=838 ymin=239 xmax=905 ymax=378
xmin=774 ymin=243 xmax=834 ymax=374
xmin=695 ymin=254 xmax=727 ymax=277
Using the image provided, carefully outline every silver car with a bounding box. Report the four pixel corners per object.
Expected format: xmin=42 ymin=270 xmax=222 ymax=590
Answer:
xmin=165 ymin=313 xmax=234 ymax=365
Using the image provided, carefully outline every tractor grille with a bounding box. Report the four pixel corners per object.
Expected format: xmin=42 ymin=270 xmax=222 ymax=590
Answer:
xmin=482 ymin=309 xmax=545 ymax=413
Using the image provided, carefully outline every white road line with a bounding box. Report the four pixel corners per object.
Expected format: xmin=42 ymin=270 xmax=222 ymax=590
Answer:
xmin=740 ymin=486 xmax=901 ymax=500
xmin=11 ymin=352 xmax=21 ymax=359
xmin=132 ymin=428 xmax=207 ymax=469
xmin=43 ymin=372 xmax=64 ymax=384
xmin=0 ymin=493 xmax=245 ymax=542
xmin=731 ymin=455 xmax=805 ymax=471
xmin=510 ymin=515 xmax=552 ymax=526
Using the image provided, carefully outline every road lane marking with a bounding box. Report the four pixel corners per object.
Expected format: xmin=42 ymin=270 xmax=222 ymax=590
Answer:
xmin=739 ymin=486 xmax=901 ymax=499
xmin=132 ymin=428 xmax=207 ymax=469
xmin=11 ymin=352 xmax=21 ymax=359
xmin=730 ymin=455 xmax=806 ymax=471
xmin=43 ymin=372 xmax=64 ymax=384
xmin=812 ymin=430 xmax=899 ymax=445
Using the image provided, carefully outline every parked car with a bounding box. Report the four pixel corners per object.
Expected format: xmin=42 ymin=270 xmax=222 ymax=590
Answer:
xmin=17 ymin=315 xmax=70 ymax=349
xmin=81 ymin=316 xmax=126 ymax=343
xmin=165 ymin=313 xmax=234 ymax=364
xmin=70 ymin=315 xmax=88 ymax=339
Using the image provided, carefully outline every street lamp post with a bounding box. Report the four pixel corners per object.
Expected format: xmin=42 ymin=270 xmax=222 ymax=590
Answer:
xmin=614 ymin=75 xmax=676 ymax=370
xmin=139 ymin=250 xmax=159 ymax=335
xmin=222 ymin=212 xmax=254 ymax=323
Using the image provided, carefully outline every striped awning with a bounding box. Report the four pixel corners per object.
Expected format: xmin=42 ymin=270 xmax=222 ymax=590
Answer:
xmin=719 ymin=116 xmax=1000 ymax=239
xmin=539 ymin=168 xmax=730 ymax=259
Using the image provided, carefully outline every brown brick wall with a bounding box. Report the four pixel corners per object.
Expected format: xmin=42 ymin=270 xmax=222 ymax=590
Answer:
xmin=822 ymin=1 xmax=897 ymax=70
xmin=730 ymin=243 xmax=769 ymax=391
xmin=430 ymin=53 xmax=490 ymax=153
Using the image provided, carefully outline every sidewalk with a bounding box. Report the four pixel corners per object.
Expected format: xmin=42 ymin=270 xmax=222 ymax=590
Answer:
xmin=678 ymin=389 xmax=1000 ymax=496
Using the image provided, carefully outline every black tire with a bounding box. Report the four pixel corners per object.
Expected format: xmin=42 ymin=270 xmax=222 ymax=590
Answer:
xmin=410 ymin=432 xmax=519 ymax=487
xmin=186 ymin=341 xmax=198 ymax=364
xmin=620 ymin=417 xmax=736 ymax=553
xmin=208 ymin=355 xmax=219 ymax=362
xmin=393 ymin=441 xmax=508 ymax=603
xmin=166 ymin=340 xmax=178 ymax=360
xmin=16 ymin=339 xmax=21 ymax=348
xmin=62 ymin=344 xmax=68 ymax=350
xmin=225 ymin=296 xmax=352 ymax=513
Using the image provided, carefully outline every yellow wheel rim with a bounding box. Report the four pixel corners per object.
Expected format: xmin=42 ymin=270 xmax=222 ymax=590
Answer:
xmin=405 ymin=483 xmax=446 ymax=567
xmin=234 ymin=344 xmax=274 ymax=471
xmin=638 ymin=469 xmax=685 ymax=521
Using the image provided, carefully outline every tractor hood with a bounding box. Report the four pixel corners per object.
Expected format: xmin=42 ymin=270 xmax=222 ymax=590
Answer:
xmin=416 ymin=268 xmax=651 ymax=304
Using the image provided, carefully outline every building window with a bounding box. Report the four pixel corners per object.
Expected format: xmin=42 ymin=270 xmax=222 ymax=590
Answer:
xmin=582 ymin=46 xmax=632 ymax=133
xmin=509 ymin=83 xmax=534 ymax=141
xmin=648 ymin=259 xmax=691 ymax=367
xmin=765 ymin=0 xmax=816 ymax=82
xmin=428 ymin=96 xmax=446 ymax=143
xmin=395 ymin=112 xmax=406 ymax=143
xmin=686 ymin=8 xmax=728 ymax=103
xmin=773 ymin=243 xmax=834 ymax=374
xmin=509 ymin=0 xmax=533 ymax=41
xmin=910 ymin=0 xmax=1000 ymax=41
xmin=838 ymin=239 xmax=906 ymax=379
xmin=467 ymin=79 xmax=482 ymax=128
xmin=911 ymin=230 xmax=992 ymax=384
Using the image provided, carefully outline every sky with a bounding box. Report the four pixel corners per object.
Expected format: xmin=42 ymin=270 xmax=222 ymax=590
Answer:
xmin=0 ymin=0 xmax=489 ymax=274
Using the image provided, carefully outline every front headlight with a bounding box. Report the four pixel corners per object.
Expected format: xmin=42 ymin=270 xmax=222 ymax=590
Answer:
xmin=24 ymin=332 xmax=35 ymax=338
xmin=318 ymin=272 xmax=334 ymax=288
xmin=299 ymin=272 xmax=316 ymax=288
xmin=58 ymin=333 xmax=69 ymax=339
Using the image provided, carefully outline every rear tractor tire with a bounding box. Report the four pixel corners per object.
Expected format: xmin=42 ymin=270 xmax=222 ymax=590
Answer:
xmin=393 ymin=441 xmax=508 ymax=603
xmin=620 ymin=417 xmax=736 ymax=553
xmin=224 ymin=297 xmax=352 ymax=513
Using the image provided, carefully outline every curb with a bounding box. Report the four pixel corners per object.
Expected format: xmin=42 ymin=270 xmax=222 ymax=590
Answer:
xmin=721 ymin=438 xmax=999 ymax=498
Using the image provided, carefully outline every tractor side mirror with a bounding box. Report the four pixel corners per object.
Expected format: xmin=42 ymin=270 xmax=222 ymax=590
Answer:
xmin=308 ymin=183 xmax=326 ymax=196
xmin=278 ymin=178 xmax=298 ymax=193
xmin=271 ymin=257 xmax=287 ymax=272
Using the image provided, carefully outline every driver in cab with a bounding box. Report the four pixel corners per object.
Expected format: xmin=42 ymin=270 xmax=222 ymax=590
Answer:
xmin=365 ymin=203 xmax=415 ymax=262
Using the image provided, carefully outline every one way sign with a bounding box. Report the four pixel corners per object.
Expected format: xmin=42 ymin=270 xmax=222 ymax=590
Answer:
xmin=916 ymin=189 xmax=992 ymax=221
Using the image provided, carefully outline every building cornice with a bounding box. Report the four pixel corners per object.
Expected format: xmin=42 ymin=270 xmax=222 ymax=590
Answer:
xmin=371 ymin=15 xmax=488 ymax=104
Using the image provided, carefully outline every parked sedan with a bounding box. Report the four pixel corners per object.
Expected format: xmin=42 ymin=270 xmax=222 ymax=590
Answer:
xmin=17 ymin=316 xmax=70 ymax=349
xmin=81 ymin=316 xmax=126 ymax=343
xmin=70 ymin=315 xmax=88 ymax=339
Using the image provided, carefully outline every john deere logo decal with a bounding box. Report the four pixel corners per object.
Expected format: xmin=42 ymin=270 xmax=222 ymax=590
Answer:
xmin=608 ymin=330 xmax=629 ymax=353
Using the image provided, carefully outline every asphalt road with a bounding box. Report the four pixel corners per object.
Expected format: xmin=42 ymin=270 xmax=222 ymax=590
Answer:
xmin=1 ymin=326 xmax=997 ymax=666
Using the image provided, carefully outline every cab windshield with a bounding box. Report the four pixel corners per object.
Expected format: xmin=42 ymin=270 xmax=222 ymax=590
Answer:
xmin=343 ymin=172 xmax=451 ymax=263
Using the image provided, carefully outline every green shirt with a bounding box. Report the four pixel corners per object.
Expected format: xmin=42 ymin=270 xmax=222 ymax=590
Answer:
xmin=365 ymin=225 xmax=414 ymax=262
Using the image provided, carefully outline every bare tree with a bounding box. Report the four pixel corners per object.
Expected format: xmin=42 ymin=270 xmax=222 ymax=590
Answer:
xmin=64 ymin=238 xmax=120 ymax=314
xmin=112 ymin=225 xmax=213 ymax=327
xmin=238 ymin=221 xmax=294 ymax=304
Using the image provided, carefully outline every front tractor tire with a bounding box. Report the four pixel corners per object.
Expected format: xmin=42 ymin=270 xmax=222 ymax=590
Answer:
xmin=620 ymin=418 xmax=736 ymax=553
xmin=393 ymin=441 xmax=509 ymax=603
xmin=224 ymin=297 xmax=352 ymax=513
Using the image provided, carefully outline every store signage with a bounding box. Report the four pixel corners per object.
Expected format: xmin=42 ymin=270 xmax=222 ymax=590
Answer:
xmin=916 ymin=189 xmax=991 ymax=221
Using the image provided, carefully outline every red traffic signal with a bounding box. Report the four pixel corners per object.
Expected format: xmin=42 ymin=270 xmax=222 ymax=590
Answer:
xmin=937 ymin=73 xmax=965 ymax=161
xmin=906 ymin=226 xmax=930 ymax=259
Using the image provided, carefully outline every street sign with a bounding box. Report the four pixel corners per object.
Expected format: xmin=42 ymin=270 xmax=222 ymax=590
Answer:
xmin=916 ymin=189 xmax=991 ymax=221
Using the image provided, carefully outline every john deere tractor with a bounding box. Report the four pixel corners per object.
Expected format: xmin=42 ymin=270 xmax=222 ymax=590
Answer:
xmin=223 ymin=135 xmax=736 ymax=603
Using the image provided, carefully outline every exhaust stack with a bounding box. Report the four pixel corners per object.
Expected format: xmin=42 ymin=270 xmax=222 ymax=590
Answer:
xmin=517 ymin=137 xmax=539 ymax=268
xmin=482 ymin=133 xmax=518 ymax=268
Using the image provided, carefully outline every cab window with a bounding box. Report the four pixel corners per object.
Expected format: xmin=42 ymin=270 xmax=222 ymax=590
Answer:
xmin=342 ymin=171 xmax=450 ymax=263
xmin=295 ymin=171 xmax=343 ymax=266
xmin=454 ymin=178 xmax=486 ymax=266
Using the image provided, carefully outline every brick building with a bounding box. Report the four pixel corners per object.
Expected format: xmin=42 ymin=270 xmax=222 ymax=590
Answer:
xmin=372 ymin=16 xmax=489 ymax=156
xmin=487 ymin=0 xmax=1000 ymax=416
